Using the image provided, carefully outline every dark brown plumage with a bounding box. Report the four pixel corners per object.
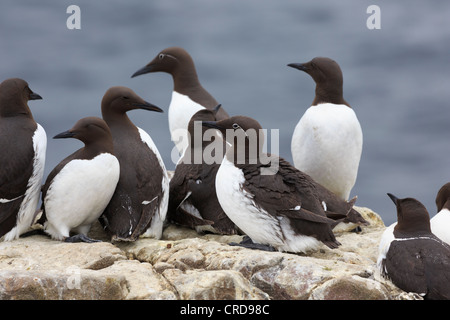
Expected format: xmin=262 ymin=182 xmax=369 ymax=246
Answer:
xmin=100 ymin=86 xmax=169 ymax=241
xmin=288 ymin=57 xmax=349 ymax=107
xmin=0 ymin=78 xmax=45 ymax=240
xmin=168 ymin=105 xmax=238 ymax=235
xmin=380 ymin=194 xmax=450 ymax=299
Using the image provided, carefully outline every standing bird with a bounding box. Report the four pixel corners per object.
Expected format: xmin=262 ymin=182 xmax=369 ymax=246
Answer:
xmin=202 ymin=115 xmax=343 ymax=253
xmin=288 ymin=57 xmax=363 ymax=200
xmin=0 ymin=78 xmax=46 ymax=241
xmin=168 ymin=105 xmax=239 ymax=235
xmin=100 ymin=86 xmax=169 ymax=241
xmin=431 ymin=182 xmax=450 ymax=245
xmin=39 ymin=117 xmax=120 ymax=243
xmin=131 ymin=46 xmax=229 ymax=154
xmin=378 ymin=193 xmax=450 ymax=300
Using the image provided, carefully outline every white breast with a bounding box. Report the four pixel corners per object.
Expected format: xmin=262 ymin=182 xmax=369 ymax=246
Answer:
xmin=168 ymin=91 xmax=205 ymax=154
xmin=376 ymin=222 xmax=396 ymax=274
xmin=215 ymin=157 xmax=325 ymax=253
xmin=43 ymin=153 xmax=120 ymax=240
xmin=4 ymin=124 xmax=47 ymax=241
xmin=215 ymin=157 xmax=286 ymax=249
xmin=137 ymin=127 xmax=169 ymax=240
xmin=431 ymin=209 xmax=450 ymax=245
xmin=291 ymin=103 xmax=363 ymax=200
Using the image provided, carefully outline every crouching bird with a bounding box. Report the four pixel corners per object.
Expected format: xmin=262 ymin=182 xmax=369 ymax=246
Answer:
xmin=39 ymin=117 xmax=120 ymax=243
xmin=202 ymin=115 xmax=342 ymax=253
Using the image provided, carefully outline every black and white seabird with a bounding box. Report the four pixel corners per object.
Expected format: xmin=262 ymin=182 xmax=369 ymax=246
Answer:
xmin=100 ymin=86 xmax=169 ymax=241
xmin=288 ymin=57 xmax=363 ymax=200
xmin=378 ymin=193 xmax=450 ymax=300
xmin=38 ymin=117 xmax=120 ymax=243
xmin=431 ymin=182 xmax=450 ymax=245
xmin=131 ymin=46 xmax=229 ymax=154
xmin=168 ymin=105 xmax=239 ymax=235
xmin=202 ymin=115 xmax=345 ymax=253
xmin=0 ymin=78 xmax=46 ymax=241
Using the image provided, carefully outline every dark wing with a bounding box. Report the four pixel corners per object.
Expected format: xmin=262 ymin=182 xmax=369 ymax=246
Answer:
xmin=385 ymin=237 xmax=450 ymax=299
xmin=277 ymin=157 xmax=368 ymax=227
xmin=168 ymin=163 xmax=200 ymax=219
xmin=0 ymin=121 xmax=35 ymax=237
xmin=239 ymin=157 xmax=325 ymax=215
xmin=239 ymin=158 xmax=340 ymax=249
xmin=168 ymin=163 xmax=210 ymax=227
xmin=169 ymin=163 xmax=237 ymax=234
xmin=423 ymin=238 xmax=450 ymax=299
xmin=101 ymin=130 xmax=165 ymax=240
xmin=132 ymin=143 xmax=166 ymax=239
xmin=384 ymin=239 xmax=428 ymax=296
xmin=184 ymin=164 xmax=238 ymax=234
xmin=239 ymin=162 xmax=300 ymax=215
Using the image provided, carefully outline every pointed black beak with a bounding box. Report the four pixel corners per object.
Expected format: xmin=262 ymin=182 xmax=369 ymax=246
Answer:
xmin=387 ymin=193 xmax=399 ymax=205
xmin=131 ymin=65 xmax=154 ymax=78
xmin=287 ymin=63 xmax=308 ymax=71
xmin=29 ymin=92 xmax=43 ymax=100
xmin=202 ymin=121 xmax=222 ymax=130
xmin=132 ymin=101 xmax=163 ymax=113
xmin=212 ymin=104 xmax=222 ymax=115
xmin=53 ymin=130 xmax=76 ymax=139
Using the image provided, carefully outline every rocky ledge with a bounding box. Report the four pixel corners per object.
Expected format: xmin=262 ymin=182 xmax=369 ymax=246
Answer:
xmin=0 ymin=207 xmax=421 ymax=300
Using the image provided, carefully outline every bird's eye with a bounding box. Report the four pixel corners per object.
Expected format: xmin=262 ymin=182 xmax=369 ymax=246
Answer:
xmin=159 ymin=53 xmax=165 ymax=60
xmin=232 ymin=123 xmax=240 ymax=129
xmin=123 ymin=96 xmax=129 ymax=100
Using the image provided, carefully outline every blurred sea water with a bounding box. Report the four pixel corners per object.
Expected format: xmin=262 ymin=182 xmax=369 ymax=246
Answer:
xmin=1 ymin=0 xmax=450 ymax=225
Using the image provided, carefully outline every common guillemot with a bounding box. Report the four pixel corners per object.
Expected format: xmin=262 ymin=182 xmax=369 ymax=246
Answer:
xmin=378 ymin=193 xmax=450 ymax=299
xmin=202 ymin=115 xmax=343 ymax=253
xmin=0 ymin=78 xmax=46 ymax=241
xmin=38 ymin=117 xmax=120 ymax=243
xmin=288 ymin=57 xmax=363 ymax=200
xmin=168 ymin=105 xmax=238 ymax=235
xmin=100 ymin=86 xmax=169 ymax=241
xmin=132 ymin=46 xmax=229 ymax=154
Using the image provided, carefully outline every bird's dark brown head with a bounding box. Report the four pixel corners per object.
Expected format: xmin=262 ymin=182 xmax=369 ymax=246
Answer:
xmin=0 ymin=78 xmax=42 ymax=117
xmin=388 ymin=193 xmax=432 ymax=237
xmin=288 ymin=57 xmax=348 ymax=106
xmin=101 ymin=86 xmax=162 ymax=117
xmin=132 ymin=46 xmax=196 ymax=78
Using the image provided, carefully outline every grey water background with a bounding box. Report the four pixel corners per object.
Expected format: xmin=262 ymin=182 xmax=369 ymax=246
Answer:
xmin=1 ymin=0 xmax=450 ymax=226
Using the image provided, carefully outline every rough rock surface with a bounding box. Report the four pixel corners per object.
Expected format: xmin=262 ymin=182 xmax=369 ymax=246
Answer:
xmin=0 ymin=207 xmax=420 ymax=300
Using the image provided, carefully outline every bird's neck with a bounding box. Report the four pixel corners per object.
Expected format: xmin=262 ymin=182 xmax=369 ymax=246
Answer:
xmin=102 ymin=111 xmax=134 ymax=129
xmin=172 ymin=67 xmax=202 ymax=94
xmin=313 ymin=82 xmax=348 ymax=107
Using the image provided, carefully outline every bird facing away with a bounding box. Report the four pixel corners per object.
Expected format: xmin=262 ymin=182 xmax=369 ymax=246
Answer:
xmin=288 ymin=57 xmax=363 ymax=200
xmin=168 ymin=104 xmax=239 ymax=235
xmin=202 ymin=115 xmax=344 ymax=253
xmin=39 ymin=117 xmax=120 ymax=243
xmin=132 ymin=46 xmax=229 ymax=154
xmin=431 ymin=182 xmax=450 ymax=245
xmin=0 ymin=78 xmax=46 ymax=241
xmin=100 ymin=86 xmax=169 ymax=241
xmin=378 ymin=193 xmax=450 ymax=300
